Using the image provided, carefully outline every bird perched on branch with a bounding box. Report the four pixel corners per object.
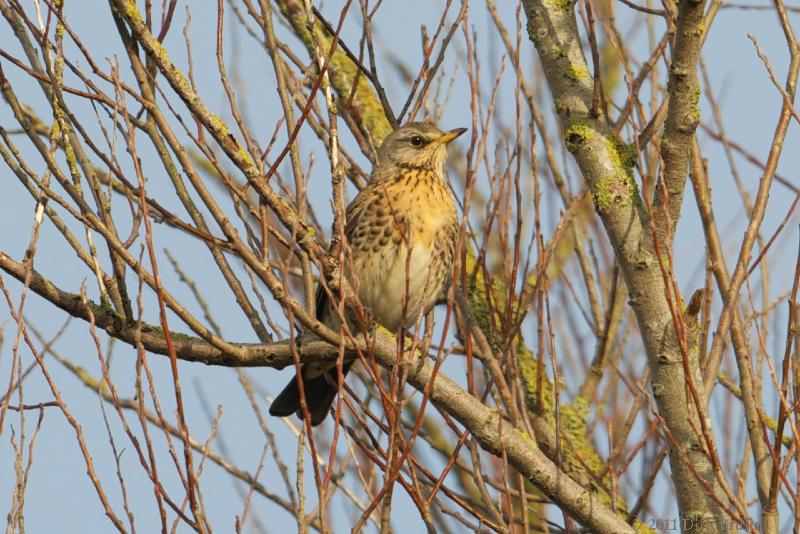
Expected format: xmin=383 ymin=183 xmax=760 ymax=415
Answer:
xmin=269 ymin=122 xmax=466 ymax=426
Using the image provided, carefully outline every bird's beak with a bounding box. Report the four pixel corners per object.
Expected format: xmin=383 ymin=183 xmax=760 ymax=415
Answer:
xmin=434 ymin=127 xmax=468 ymax=145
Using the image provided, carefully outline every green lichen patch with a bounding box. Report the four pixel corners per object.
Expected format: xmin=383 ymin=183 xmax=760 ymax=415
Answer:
xmin=632 ymin=519 xmax=660 ymax=534
xmin=463 ymin=248 xmax=504 ymax=346
xmin=302 ymin=226 xmax=317 ymax=241
xmin=325 ymin=46 xmax=392 ymax=144
xmin=605 ymin=135 xmax=637 ymax=177
xmin=566 ymin=64 xmax=590 ymax=83
xmin=545 ymin=0 xmax=577 ymax=13
xmin=207 ymin=113 xmax=230 ymax=137
xmin=525 ymin=20 xmax=543 ymax=48
xmin=696 ymin=20 xmax=707 ymax=38
xmin=559 ymin=397 xmax=606 ymax=480
xmin=516 ymin=345 xmax=555 ymax=413
xmin=206 ymin=113 xmax=255 ymax=168
xmin=514 ymin=427 xmax=536 ymax=446
xmin=590 ymin=172 xmax=640 ymax=213
xmin=122 ymin=0 xmax=145 ymax=25
xmin=375 ymin=323 xmax=396 ymax=339
xmin=588 ymin=135 xmax=640 ymax=212
xmin=687 ymin=85 xmax=702 ymax=126
xmin=564 ymin=123 xmax=594 ymax=152
xmin=277 ymin=3 xmax=392 ymax=145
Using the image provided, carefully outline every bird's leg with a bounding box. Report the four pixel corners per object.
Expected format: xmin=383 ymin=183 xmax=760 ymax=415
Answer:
xmin=419 ymin=310 xmax=434 ymax=354
xmin=414 ymin=308 xmax=437 ymax=375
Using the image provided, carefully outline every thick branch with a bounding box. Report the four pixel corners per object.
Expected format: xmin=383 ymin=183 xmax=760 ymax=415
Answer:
xmin=654 ymin=0 xmax=707 ymax=240
xmin=276 ymin=0 xmax=394 ymax=144
xmin=520 ymin=0 xmax=730 ymax=531
xmin=0 ymin=251 xmax=281 ymax=367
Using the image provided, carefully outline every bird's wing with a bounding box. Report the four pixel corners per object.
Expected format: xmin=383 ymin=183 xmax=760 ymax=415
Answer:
xmin=343 ymin=185 xmax=378 ymax=239
xmin=314 ymin=185 xmax=379 ymax=322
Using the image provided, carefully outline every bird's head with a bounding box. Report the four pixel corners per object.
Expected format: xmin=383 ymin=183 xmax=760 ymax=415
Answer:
xmin=374 ymin=122 xmax=467 ymax=177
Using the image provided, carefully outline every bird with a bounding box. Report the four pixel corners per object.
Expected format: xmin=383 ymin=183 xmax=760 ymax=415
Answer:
xmin=269 ymin=122 xmax=466 ymax=426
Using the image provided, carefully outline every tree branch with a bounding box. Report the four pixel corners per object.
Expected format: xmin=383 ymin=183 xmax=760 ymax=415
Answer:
xmin=0 ymin=246 xmax=632 ymax=533
xmin=520 ymin=0 xmax=734 ymax=530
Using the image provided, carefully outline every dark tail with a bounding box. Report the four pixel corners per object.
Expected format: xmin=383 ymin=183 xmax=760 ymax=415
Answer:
xmin=269 ymin=362 xmax=353 ymax=426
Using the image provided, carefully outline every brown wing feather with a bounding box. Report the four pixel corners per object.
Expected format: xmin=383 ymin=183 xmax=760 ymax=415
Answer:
xmin=343 ymin=185 xmax=377 ymax=239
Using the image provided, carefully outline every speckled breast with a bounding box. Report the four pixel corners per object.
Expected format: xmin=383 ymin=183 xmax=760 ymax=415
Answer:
xmin=347 ymin=168 xmax=458 ymax=331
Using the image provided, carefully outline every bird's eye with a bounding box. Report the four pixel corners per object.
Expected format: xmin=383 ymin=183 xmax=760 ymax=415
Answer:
xmin=410 ymin=135 xmax=424 ymax=147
